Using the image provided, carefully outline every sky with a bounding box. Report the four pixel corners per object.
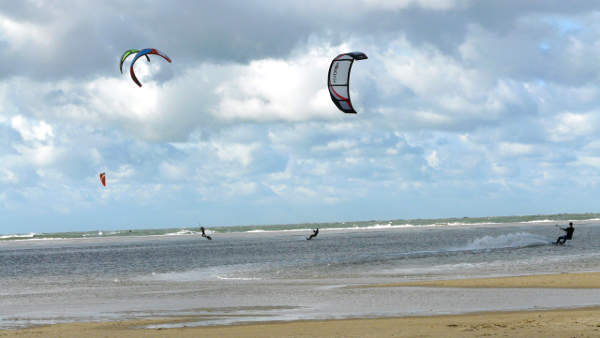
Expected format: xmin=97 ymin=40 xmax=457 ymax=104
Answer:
xmin=2 ymin=0 xmax=600 ymax=233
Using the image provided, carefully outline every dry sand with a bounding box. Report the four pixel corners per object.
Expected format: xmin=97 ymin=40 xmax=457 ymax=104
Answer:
xmin=3 ymin=272 xmax=600 ymax=338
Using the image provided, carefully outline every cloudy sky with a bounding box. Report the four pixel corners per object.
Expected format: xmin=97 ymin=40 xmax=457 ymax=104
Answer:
xmin=2 ymin=0 xmax=600 ymax=233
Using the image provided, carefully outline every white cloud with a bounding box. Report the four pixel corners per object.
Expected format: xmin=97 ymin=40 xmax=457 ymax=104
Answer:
xmin=361 ymin=0 xmax=470 ymax=10
xmin=0 ymin=168 xmax=18 ymax=184
xmin=7 ymin=116 xmax=61 ymax=167
xmin=294 ymin=186 xmax=317 ymax=198
xmin=0 ymin=14 xmax=51 ymax=51
xmin=426 ymin=150 xmax=439 ymax=169
xmin=213 ymin=142 xmax=258 ymax=167
xmin=10 ymin=115 xmax=54 ymax=142
xmin=491 ymin=163 xmax=510 ymax=176
xmin=159 ymin=161 xmax=188 ymax=180
xmin=498 ymin=142 xmax=534 ymax=157
xmin=412 ymin=111 xmax=452 ymax=126
xmin=576 ymin=156 xmax=600 ymax=168
xmin=112 ymin=165 xmax=135 ymax=181
xmin=12 ymin=144 xmax=60 ymax=166
xmin=214 ymin=50 xmax=337 ymax=122
xmin=223 ymin=181 xmax=258 ymax=196
xmin=547 ymin=112 xmax=598 ymax=141
xmin=380 ymin=38 xmax=532 ymax=130
xmin=313 ymin=139 xmax=357 ymax=152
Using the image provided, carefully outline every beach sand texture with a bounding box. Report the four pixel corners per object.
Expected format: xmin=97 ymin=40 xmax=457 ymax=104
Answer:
xmin=1 ymin=307 xmax=599 ymax=338
xmin=362 ymin=271 xmax=600 ymax=289
xmin=3 ymin=272 xmax=600 ymax=337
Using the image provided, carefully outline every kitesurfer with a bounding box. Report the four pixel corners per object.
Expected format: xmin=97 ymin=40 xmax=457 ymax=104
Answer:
xmin=306 ymin=228 xmax=319 ymax=240
xmin=200 ymin=226 xmax=212 ymax=240
xmin=555 ymin=222 xmax=574 ymax=245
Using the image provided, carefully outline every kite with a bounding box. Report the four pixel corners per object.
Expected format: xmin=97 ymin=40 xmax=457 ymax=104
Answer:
xmin=129 ymin=48 xmax=172 ymax=87
xmin=99 ymin=172 xmax=106 ymax=187
xmin=327 ymin=52 xmax=368 ymax=114
xmin=119 ymin=49 xmax=150 ymax=74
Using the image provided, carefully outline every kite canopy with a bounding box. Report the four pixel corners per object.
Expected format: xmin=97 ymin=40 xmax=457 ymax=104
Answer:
xmin=129 ymin=48 xmax=172 ymax=87
xmin=99 ymin=172 xmax=106 ymax=187
xmin=119 ymin=49 xmax=150 ymax=74
xmin=327 ymin=52 xmax=368 ymax=114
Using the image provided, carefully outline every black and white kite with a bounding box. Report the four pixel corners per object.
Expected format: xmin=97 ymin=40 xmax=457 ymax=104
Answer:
xmin=327 ymin=52 xmax=367 ymax=114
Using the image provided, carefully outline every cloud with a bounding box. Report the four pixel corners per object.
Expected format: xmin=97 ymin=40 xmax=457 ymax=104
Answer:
xmin=361 ymin=0 xmax=471 ymax=10
xmin=497 ymin=142 xmax=534 ymax=157
xmin=213 ymin=50 xmax=336 ymax=122
xmin=3 ymin=1 xmax=600 ymax=231
xmin=546 ymin=112 xmax=599 ymax=142
xmin=11 ymin=115 xmax=53 ymax=142
xmin=159 ymin=161 xmax=188 ymax=181
xmin=213 ymin=142 xmax=258 ymax=168
xmin=426 ymin=150 xmax=440 ymax=169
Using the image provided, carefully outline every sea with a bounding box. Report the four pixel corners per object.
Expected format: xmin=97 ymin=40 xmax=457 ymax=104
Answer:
xmin=1 ymin=213 xmax=600 ymax=329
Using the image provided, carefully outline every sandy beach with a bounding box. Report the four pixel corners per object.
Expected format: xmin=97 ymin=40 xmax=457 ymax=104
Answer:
xmin=3 ymin=272 xmax=600 ymax=338
xmin=1 ymin=307 xmax=600 ymax=338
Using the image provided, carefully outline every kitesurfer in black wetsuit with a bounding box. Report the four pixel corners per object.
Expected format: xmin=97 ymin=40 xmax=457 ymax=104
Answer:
xmin=555 ymin=222 xmax=574 ymax=245
xmin=200 ymin=226 xmax=212 ymax=240
xmin=307 ymin=228 xmax=319 ymax=240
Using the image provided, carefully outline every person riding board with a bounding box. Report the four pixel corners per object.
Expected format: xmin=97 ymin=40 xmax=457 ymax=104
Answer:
xmin=200 ymin=226 xmax=212 ymax=240
xmin=306 ymin=228 xmax=319 ymax=240
xmin=555 ymin=222 xmax=574 ymax=245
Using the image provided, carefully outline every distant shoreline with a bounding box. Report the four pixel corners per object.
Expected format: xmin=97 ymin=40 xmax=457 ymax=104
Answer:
xmin=2 ymin=212 xmax=600 ymax=240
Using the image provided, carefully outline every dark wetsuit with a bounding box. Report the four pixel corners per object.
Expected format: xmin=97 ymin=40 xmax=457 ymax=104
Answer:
xmin=200 ymin=226 xmax=212 ymax=240
xmin=556 ymin=225 xmax=574 ymax=245
xmin=307 ymin=229 xmax=319 ymax=240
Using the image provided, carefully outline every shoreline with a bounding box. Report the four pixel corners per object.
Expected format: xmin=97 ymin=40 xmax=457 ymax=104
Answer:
xmin=3 ymin=271 xmax=600 ymax=337
xmin=2 ymin=307 xmax=600 ymax=337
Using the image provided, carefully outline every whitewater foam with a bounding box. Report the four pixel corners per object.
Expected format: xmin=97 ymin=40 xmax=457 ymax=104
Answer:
xmin=0 ymin=233 xmax=36 ymax=240
xmin=164 ymin=229 xmax=199 ymax=236
xmin=521 ymin=219 xmax=555 ymax=224
xmin=454 ymin=232 xmax=551 ymax=251
xmin=141 ymin=264 xmax=264 ymax=282
xmin=216 ymin=276 xmax=262 ymax=281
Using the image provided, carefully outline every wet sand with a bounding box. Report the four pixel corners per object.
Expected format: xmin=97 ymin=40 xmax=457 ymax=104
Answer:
xmin=3 ymin=272 xmax=600 ymax=337
xmin=2 ymin=308 xmax=600 ymax=338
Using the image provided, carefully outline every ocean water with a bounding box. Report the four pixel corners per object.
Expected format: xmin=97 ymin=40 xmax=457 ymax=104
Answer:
xmin=1 ymin=215 xmax=600 ymax=329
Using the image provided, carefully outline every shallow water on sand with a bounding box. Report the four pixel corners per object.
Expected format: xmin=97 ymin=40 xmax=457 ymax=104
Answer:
xmin=1 ymin=221 xmax=599 ymax=328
